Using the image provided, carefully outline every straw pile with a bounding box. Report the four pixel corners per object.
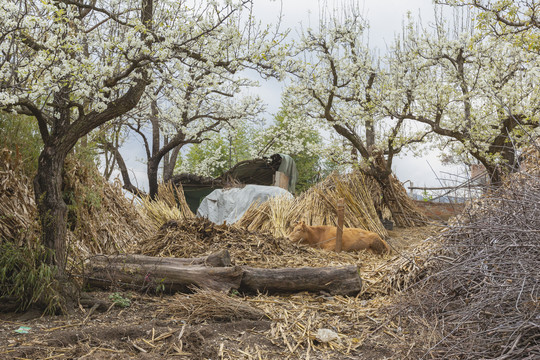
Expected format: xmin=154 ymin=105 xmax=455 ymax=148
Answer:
xmin=0 ymin=148 xmax=39 ymax=246
xmin=371 ymin=172 xmax=429 ymax=228
xmin=135 ymin=216 xmax=372 ymax=268
xmin=390 ymin=145 xmax=540 ymax=359
xmin=0 ymin=149 xmax=153 ymax=260
xmin=138 ymin=182 xmax=194 ymax=229
xmin=162 ymin=288 xmax=265 ymax=323
xmin=359 ymin=230 xmax=444 ymax=299
xmin=236 ymin=171 xmax=388 ymax=239
xmin=62 ymin=156 xmax=153 ymax=259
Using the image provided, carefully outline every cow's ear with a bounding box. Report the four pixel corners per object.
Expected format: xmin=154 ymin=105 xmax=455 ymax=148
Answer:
xmin=301 ymin=221 xmax=307 ymax=229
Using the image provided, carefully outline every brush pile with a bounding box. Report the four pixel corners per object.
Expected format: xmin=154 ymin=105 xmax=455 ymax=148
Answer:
xmin=236 ymin=171 xmax=388 ymax=239
xmin=393 ymin=145 xmax=540 ymax=359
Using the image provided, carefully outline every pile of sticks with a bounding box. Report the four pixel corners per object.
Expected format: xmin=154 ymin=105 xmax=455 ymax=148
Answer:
xmin=397 ymin=167 xmax=540 ymax=359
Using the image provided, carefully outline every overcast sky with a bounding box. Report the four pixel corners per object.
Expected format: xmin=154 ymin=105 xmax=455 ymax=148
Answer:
xmin=119 ymin=0 xmax=467 ymax=194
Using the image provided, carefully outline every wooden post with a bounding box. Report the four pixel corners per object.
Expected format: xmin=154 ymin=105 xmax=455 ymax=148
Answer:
xmin=336 ymin=198 xmax=344 ymax=252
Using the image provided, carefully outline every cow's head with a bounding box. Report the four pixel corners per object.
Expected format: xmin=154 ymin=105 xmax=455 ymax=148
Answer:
xmin=288 ymin=221 xmax=308 ymax=243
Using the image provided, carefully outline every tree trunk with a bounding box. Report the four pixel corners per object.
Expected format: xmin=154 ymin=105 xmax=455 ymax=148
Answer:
xmin=85 ymin=256 xmax=362 ymax=296
xmin=148 ymin=159 xmax=159 ymax=199
xmin=163 ymin=144 xmax=182 ymax=182
xmin=33 ymin=146 xmax=69 ymax=275
xmin=369 ymin=153 xmax=428 ymax=227
xmin=86 ymin=262 xmax=244 ymax=293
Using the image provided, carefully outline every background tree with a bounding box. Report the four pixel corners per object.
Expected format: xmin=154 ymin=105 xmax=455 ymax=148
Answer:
xmin=176 ymin=119 xmax=258 ymax=178
xmin=97 ymin=8 xmax=287 ymax=198
xmin=385 ymin=14 xmax=540 ymax=184
xmin=256 ymin=105 xmax=324 ymax=193
xmin=106 ymin=60 xmax=267 ymax=197
xmin=286 ymin=5 xmax=429 ymax=225
xmin=175 ymin=102 xmax=325 ymax=193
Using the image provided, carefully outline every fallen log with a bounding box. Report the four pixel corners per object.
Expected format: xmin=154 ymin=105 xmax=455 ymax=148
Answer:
xmin=85 ymin=254 xmax=362 ymax=296
xmin=88 ymin=249 xmax=231 ymax=268
xmin=86 ymin=262 xmax=243 ymax=293
xmin=241 ymin=266 xmax=362 ymax=296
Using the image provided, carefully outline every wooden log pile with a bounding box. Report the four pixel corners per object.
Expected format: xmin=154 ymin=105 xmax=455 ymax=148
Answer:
xmin=84 ymin=250 xmax=362 ymax=296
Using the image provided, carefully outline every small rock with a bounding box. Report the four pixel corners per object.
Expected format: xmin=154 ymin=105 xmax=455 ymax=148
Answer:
xmin=315 ymin=328 xmax=339 ymax=343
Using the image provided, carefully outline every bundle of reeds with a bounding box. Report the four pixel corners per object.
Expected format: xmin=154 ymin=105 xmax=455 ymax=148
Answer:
xmin=139 ymin=182 xmax=194 ymax=230
xmin=235 ymin=195 xmax=300 ymax=238
xmin=237 ymin=171 xmax=387 ymax=238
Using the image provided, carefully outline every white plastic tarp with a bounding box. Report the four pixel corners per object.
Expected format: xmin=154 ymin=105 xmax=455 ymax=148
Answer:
xmin=197 ymin=184 xmax=292 ymax=225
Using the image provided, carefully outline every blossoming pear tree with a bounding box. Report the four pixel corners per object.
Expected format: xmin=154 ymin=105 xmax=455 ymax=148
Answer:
xmin=0 ymin=0 xmax=286 ymax=274
xmin=385 ymin=14 xmax=540 ymax=184
xmin=105 ymin=57 xmax=267 ymax=198
xmin=100 ymin=9 xmax=289 ymax=198
xmin=286 ymin=5 xmax=429 ymax=226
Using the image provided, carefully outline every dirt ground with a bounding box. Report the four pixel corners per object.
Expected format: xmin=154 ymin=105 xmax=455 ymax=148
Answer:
xmin=0 ymin=225 xmax=444 ymax=360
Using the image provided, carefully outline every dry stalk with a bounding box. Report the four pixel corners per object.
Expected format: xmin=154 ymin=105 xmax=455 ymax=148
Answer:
xmin=139 ymin=182 xmax=194 ymax=230
xmin=163 ymin=289 xmax=265 ymax=323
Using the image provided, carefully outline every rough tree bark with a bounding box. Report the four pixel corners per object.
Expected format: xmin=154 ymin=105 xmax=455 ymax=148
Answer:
xmin=33 ymin=146 xmax=70 ymax=274
xmin=90 ymin=250 xmax=232 ymax=268
xmin=85 ymin=255 xmax=363 ymax=296
xmin=240 ymin=266 xmax=362 ymax=296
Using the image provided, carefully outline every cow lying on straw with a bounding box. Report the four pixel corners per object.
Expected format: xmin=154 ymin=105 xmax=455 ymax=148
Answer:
xmin=288 ymin=221 xmax=390 ymax=254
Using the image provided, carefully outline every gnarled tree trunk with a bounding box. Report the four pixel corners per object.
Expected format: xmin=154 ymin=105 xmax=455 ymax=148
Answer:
xmin=33 ymin=145 xmax=69 ymax=274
